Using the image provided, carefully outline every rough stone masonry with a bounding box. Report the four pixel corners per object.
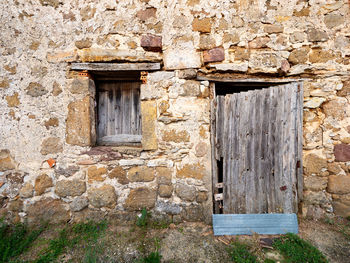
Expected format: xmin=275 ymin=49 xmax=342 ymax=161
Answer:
xmin=0 ymin=0 xmax=350 ymax=224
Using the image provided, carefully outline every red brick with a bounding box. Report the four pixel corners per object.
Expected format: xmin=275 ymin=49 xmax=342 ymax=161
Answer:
xmin=203 ymin=47 xmax=225 ymax=63
xmin=334 ymin=144 xmax=350 ymax=162
xmin=141 ymin=34 xmax=162 ymax=52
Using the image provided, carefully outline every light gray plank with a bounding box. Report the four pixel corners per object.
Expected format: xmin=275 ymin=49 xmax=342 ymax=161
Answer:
xmin=98 ymin=89 xmax=108 ymax=138
xmin=245 ymin=90 xmax=256 ymax=213
xmin=223 ymin=94 xmax=232 ymax=213
xmin=97 ymin=134 xmax=142 ymax=145
xmin=296 ymin=82 xmax=304 ymax=203
xmin=71 ymin=62 xmax=161 ymax=71
xmin=212 ymin=213 xmax=298 ymax=235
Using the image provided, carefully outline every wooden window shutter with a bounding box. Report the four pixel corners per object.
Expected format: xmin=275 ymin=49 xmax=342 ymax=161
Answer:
xmin=97 ymin=81 xmax=141 ymax=145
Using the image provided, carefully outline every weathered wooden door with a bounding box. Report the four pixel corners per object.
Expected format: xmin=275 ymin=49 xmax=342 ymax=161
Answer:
xmin=213 ymin=82 xmax=303 ymax=214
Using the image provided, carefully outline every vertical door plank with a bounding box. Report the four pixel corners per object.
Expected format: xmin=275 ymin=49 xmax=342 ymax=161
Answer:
xmin=114 ymin=83 xmax=122 ymax=135
xmin=223 ymin=95 xmax=232 ymax=213
xmin=267 ymin=86 xmax=277 ymax=213
xmin=296 ymin=82 xmax=304 ymax=203
xmin=98 ymin=87 xmax=108 ymax=138
xmin=245 ymin=90 xmax=256 ymax=213
xmin=281 ymin=85 xmax=293 ymax=213
xmin=216 ymin=96 xmax=225 ymax=159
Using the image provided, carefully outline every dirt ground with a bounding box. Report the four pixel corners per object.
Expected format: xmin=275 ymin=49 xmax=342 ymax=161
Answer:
xmin=20 ymin=217 xmax=350 ymax=263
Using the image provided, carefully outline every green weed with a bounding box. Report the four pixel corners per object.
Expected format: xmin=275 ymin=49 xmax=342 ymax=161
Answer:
xmin=227 ymin=240 xmax=258 ymax=263
xmin=0 ymin=220 xmax=44 ymax=263
xmin=136 ymin=208 xmax=149 ymax=228
xmin=136 ymin=252 xmax=162 ymax=263
xmin=273 ymin=233 xmax=328 ymax=263
xmin=33 ymin=220 xmax=107 ymax=263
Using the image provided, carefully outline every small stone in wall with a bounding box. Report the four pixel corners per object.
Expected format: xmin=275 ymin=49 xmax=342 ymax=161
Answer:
xmin=309 ymin=48 xmax=334 ymax=63
xmin=304 ymin=97 xmax=326 ymax=109
xmin=6 ymin=93 xmax=20 ymax=107
xmin=44 ymin=117 xmax=59 ymax=129
xmin=324 ymin=14 xmax=345 ymax=29
xmin=248 ymin=36 xmax=270 ymax=49
xmin=20 ymin=182 xmax=33 ymax=198
xmin=180 ymin=80 xmax=200 ymax=97
xmin=26 ymin=82 xmax=48 ymax=97
xmin=175 ymin=183 xmax=196 ymax=202
xmin=158 ymin=185 xmax=173 ymax=198
xmin=0 ymin=78 xmax=9 ymax=89
xmin=196 ymin=191 xmax=208 ymax=203
xmin=55 ymin=179 xmax=86 ymax=197
xmin=264 ymin=24 xmax=284 ymax=33
xmin=328 ymin=174 xmax=350 ymax=194
xmin=4 ymin=64 xmax=16 ymax=74
xmin=80 ymin=5 xmax=96 ymax=21
xmin=195 ymin=142 xmax=208 ymax=157
xmin=181 ymin=204 xmax=204 ymax=222
xmin=162 ymin=129 xmax=190 ymax=143
xmin=40 ymin=137 xmax=63 ymax=155
xmin=158 ymin=100 xmax=169 ymax=114
xmin=34 ymin=174 xmax=53 ymax=195
xmin=199 ymin=34 xmax=216 ymax=50
xmin=155 ymin=201 xmax=182 ymax=215
xmin=124 ymin=187 xmax=156 ymax=211
xmin=75 ymin=39 xmax=92 ymax=49
xmin=141 ymin=34 xmax=162 ymax=52
xmin=294 ymin=6 xmax=310 ymax=17
xmin=27 ymin=198 xmax=70 ymax=225
xmin=303 ymin=153 xmax=327 ymax=176
xmin=52 ymin=81 xmax=62 ymax=96
xmin=192 ymin=18 xmax=212 ymax=33
xmin=307 ymin=28 xmax=328 ymax=42
xmin=39 ymin=0 xmax=60 ymax=8
xmin=203 ymin=47 xmax=224 ymax=63
xmin=156 ymin=167 xmax=172 ymax=185
xmin=322 ymin=99 xmax=346 ymax=120
xmin=304 ymin=176 xmax=328 ymax=191
xmin=88 ymin=185 xmax=117 ymax=208
xmin=223 ymin=33 xmax=240 ymax=45
xmin=288 ymin=47 xmax=310 ymax=65
xmin=177 ymin=69 xmax=197 ymax=79
xmin=177 ymin=163 xmax=206 ymax=180
xmin=70 ymin=196 xmax=89 ymax=212
xmin=303 ymin=191 xmax=328 ymax=206
xmin=327 ymin=163 xmax=342 ymax=175
xmin=290 ymin=31 xmax=305 ymax=43
xmin=334 ymin=144 xmax=350 ymax=162
xmin=8 ymin=199 xmax=23 ymax=212
xmin=128 ymin=166 xmax=155 ymax=182
xmin=337 ymin=79 xmax=350 ymax=97
xmin=136 ymin=7 xmax=157 ymax=21
xmin=0 ymin=150 xmax=16 ymax=171
xmin=70 ymin=78 xmax=90 ymax=94
xmin=231 ymin=16 xmax=244 ymax=28
xmin=332 ymin=200 xmax=350 ymax=217
xmin=88 ymin=166 xmax=107 ymax=183
xmin=108 ymin=166 xmax=129 ymax=185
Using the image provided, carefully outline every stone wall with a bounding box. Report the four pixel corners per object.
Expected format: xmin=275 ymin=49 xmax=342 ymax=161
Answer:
xmin=0 ymin=0 xmax=350 ymax=224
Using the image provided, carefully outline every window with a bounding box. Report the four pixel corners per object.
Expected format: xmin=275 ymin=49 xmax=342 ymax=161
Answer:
xmin=96 ymin=80 xmax=141 ymax=146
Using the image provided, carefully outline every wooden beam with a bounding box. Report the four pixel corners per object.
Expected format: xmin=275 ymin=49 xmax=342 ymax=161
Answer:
xmin=197 ymin=75 xmax=305 ymax=83
xmin=71 ymin=62 xmax=161 ymax=71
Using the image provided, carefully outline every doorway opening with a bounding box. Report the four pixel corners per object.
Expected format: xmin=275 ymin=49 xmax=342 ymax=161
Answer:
xmin=211 ymin=81 xmax=303 ymax=215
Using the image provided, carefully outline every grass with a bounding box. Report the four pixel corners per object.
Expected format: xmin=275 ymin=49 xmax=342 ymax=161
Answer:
xmin=273 ymin=233 xmax=328 ymax=263
xmin=227 ymin=240 xmax=258 ymax=263
xmin=0 ymin=220 xmax=45 ymax=263
xmin=0 ymin=219 xmax=107 ymax=263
